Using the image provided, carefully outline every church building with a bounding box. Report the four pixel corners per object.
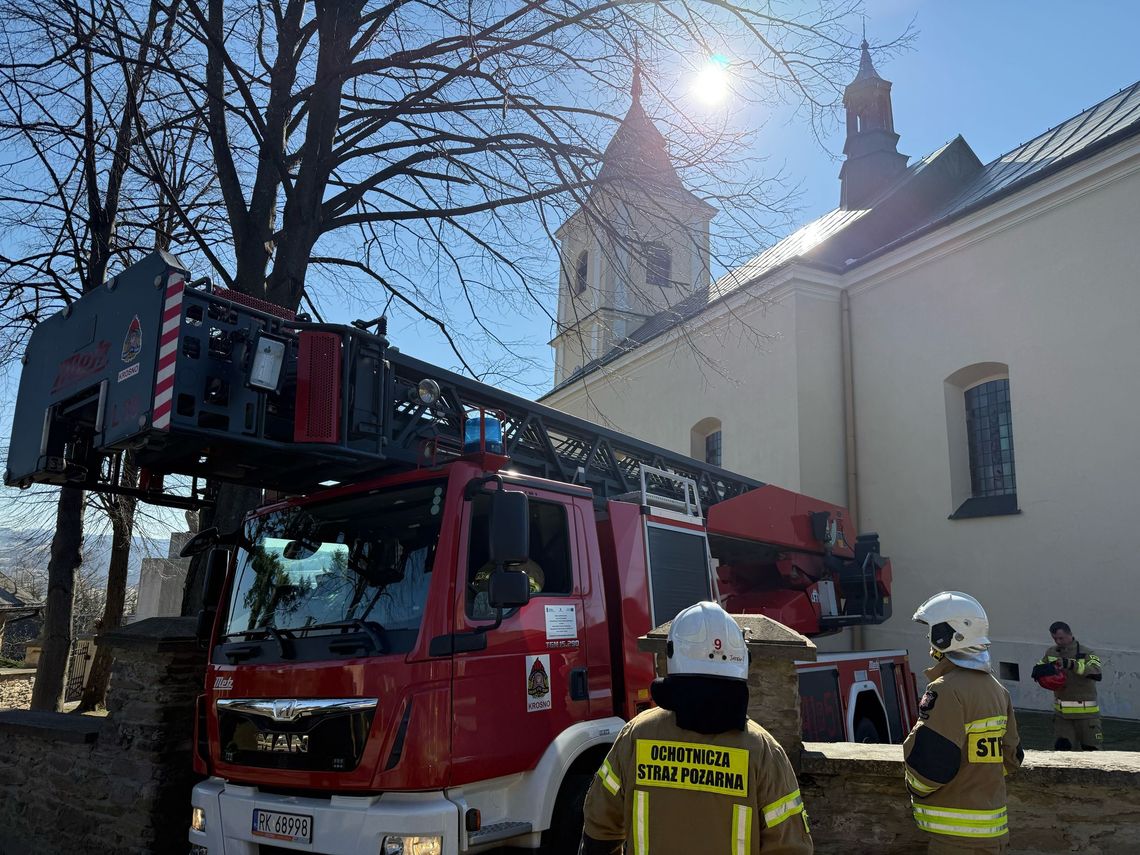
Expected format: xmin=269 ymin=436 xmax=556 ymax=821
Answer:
xmin=543 ymin=43 xmax=1140 ymax=716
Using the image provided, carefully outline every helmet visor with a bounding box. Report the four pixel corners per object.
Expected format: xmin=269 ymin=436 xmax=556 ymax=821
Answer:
xmin=930 ymin=621 xmax=956 ymax=651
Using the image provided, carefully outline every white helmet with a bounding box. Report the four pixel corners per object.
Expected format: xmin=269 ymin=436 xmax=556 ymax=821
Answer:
xmin=912 ymin=591 xmax=990 ymax=653
xmin=666 ymin=602 xmax=748 ymax=681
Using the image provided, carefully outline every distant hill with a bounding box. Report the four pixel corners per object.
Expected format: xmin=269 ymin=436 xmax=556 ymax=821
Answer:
xmin=0 ymin=527 xmax=174 ymax=587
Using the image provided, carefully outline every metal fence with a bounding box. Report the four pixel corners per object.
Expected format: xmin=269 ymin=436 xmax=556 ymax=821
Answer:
xmin=64 ymin=638 xmax=95 ymax=702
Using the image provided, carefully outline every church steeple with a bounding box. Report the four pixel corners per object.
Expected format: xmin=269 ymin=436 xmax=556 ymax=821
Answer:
xmin=596 ymin=64 xmax=684 ymax=192
xmin=839 ymin=38 xmax=908 ymax=209
xmin=550 ymin=65 xmax=716 ymax=387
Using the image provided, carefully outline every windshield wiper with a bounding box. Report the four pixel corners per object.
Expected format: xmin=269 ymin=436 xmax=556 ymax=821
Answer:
xmin=295 ymin=619 xmax=389 ymax=654
xmin=220 ymin=626 xmax=295 ymax=660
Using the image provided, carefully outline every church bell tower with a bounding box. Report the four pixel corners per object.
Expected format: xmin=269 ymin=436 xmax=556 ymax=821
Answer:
xmin=839 ymin=38 xmax=908 ymax=209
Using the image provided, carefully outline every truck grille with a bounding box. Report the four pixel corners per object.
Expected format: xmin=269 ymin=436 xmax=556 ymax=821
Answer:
xmin=217 ymin=703 xmax=374 ymax=772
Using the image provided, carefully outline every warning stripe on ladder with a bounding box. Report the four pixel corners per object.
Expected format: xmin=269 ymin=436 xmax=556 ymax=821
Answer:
xmin=152 ymin=272 xmax=185 ymax=430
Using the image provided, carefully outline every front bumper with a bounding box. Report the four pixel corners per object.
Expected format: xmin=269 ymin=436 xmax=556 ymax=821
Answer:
xmin=189 ymin=778 xmax=461 ymax=855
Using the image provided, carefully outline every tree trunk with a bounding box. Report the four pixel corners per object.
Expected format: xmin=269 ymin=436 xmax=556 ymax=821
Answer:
xmin=30 ymin=486 xmax=85 ymax=711
xmin=181 ymin=482 xmax=263 ymax=616
xmin=76 ymin=459 xmax=139 ymax=712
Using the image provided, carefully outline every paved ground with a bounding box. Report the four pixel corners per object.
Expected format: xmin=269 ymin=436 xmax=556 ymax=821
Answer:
xmin=1015 ymin=709 xmax=1140 ymax=750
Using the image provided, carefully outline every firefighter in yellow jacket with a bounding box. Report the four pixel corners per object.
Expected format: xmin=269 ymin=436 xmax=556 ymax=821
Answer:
xmin=1032 ymin=620 xmax=1103 ymax=750
xmin=579 ymin=601 xmax=812 ymax=854
xmin=903 ymin=592 xmax=1023 ymax=854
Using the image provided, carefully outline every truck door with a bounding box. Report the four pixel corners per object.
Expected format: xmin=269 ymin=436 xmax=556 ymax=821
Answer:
xmin=448 ymin=488 xmax=593 ymax=786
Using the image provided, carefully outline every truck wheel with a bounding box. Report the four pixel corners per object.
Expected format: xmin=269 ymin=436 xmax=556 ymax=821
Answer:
xmin=541 ymin=772 xmax=592 ymax=855
xmin=854 ymin=717 xmax=883 ymax=743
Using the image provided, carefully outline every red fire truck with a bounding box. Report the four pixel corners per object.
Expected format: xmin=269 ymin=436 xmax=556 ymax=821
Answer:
xmin=5 ymin=252 xmax=915 ymax=854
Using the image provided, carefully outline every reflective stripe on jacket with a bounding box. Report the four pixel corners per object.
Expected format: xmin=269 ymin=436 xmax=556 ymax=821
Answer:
xmin=903 ymin=659 xmax=1023 ymax=843
xmin=1039 ymin=641 xmax=1102 ymax=707
xmin=582 ymin=706 xmax=813 ymax=854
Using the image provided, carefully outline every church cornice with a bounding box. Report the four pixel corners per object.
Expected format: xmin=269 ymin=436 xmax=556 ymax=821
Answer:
xmin=549 ymin=306 xmax=653 ymax=346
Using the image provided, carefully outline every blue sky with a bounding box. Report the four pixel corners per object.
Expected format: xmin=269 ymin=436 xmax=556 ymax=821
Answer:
xmin=2 ymin=0 xmax=1138 ymax=533
xmin=380 ymin=0 xmax=1140 ymax=394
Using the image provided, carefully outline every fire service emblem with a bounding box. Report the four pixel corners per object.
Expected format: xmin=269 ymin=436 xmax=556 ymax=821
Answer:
xmin=122 ymin=315 xmax=143 ymax=363
xmin=526 ymin=654 xmax=551 ymax=712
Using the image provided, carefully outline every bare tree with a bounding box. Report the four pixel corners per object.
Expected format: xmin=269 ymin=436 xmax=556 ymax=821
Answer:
xmin=0 ymin=0 xmax=203 ymax=710
xmin=2 ymin=0 xmax=892 ymax=622
xmin=166 ymin=0 xmax=875 ymax=608
xmin=167 ymin=0 xmax=866 ymax=333
xmin=75 ymin=456 xmax=138 ymax=711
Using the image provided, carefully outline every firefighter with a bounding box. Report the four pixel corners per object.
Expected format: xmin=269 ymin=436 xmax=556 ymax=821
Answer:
xmin=903 ymin=592 xmax=1023 ymax=855
xmin=579 ymin=601 xmax=812 ymax=855
xmin=1032 ymin=621 xmax=1103 ymax=750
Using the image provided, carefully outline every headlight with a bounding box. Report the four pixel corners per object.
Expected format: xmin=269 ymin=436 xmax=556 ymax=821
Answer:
xmin=381 ymin=836 xmax=443 ymax=855
xmin=190 ymin=806 xmax=207 ymax=833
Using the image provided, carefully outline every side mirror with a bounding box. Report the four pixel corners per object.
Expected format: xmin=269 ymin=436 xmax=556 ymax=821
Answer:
xmin=203 ymin=549 xmax=230 ymax=605
xmin=489 ymin=489 xmax=529 ymax=565
xmin=196 ymin=548 xmax=230 ymax=643
xmin=488 ymin=570 xmax=530 ymax=610
xmin=180 ymin=526 xmax=220 ymax=558
xmin=195 ymin=608 xmax=216 ymax=644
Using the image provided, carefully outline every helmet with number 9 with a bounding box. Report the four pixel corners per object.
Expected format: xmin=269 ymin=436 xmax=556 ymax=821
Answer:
xmin=666 ymin=601 xmax=748 ymax=681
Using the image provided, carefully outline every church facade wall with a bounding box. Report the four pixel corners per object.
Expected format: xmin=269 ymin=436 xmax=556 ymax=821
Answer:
xmin=545 ymin=278 xmax=851 ymax=508
xmin=850 ymin=144 xmax=1140 ymax=715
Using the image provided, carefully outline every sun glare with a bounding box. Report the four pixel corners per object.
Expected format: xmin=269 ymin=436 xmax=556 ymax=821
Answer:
xmin=693 ymin=55 xmax=731 ymax=106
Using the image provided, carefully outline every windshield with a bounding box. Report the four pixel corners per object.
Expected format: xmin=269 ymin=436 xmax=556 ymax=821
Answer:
xmin=223 ymin=481 xmax=446 ymax=653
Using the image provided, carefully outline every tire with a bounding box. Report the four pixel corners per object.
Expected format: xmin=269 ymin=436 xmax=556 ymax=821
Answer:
xmin=853 ymin=717 xmax=884 ymax=743
xmin=541 ymin=771 xmax=592 ymax=855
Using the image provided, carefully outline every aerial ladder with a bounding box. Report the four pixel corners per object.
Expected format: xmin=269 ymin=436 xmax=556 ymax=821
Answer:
xmin=5 ymin=250 xmax=890 ymax=632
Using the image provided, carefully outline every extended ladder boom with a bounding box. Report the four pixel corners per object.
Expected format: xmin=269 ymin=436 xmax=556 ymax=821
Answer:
xmin=5 ymin=252 xmax=760 ymax=509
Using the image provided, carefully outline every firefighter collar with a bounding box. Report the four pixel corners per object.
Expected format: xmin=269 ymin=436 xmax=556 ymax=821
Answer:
xmin=924 ymin=650 xmax=991 ymax=682
xmin=924 ymin=656 xmax=956 ymax=681
xmin=947 ymin=647 xmax=992 ymax=672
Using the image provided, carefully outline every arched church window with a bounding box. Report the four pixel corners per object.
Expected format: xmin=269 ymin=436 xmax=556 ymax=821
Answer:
xmin=690 ymin=417 xmax=722 ymax=466
xmin=945 ymin=363 xmax=1019 ymax=520
xmin=573 ymin=250 xmax=588 ymax=295
xmin=964 ymin=378 xmax=1016 ymax=499
xmin=646 ymin=243 xmax=671 ymax=288
xmin=704 ymin=430 xmax=722 ymax=466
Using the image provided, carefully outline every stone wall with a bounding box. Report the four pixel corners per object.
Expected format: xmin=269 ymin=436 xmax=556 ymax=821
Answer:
xmin=800 ymin=742 xmax=1140 ymax=855
xmin=0 ymin=668 xmax=35 ymax=709
xmin=0 ymin=617 xmax=205 ymax=855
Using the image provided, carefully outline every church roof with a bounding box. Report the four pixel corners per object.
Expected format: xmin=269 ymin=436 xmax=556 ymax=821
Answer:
xmin=547 ymin=77 xmax=1140 ymax=396
xmin=0 ymin=584 xmax=40 ymax=612
xmin=597 ymin=98 xmax=686 ymax=191
xmin=870 ymin=78 xmax=1140 ymax=259
xmin=851 ymin=40 xmax=884 ymax=84
xmin=0 ymin=587 xmax=21 ymax=608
